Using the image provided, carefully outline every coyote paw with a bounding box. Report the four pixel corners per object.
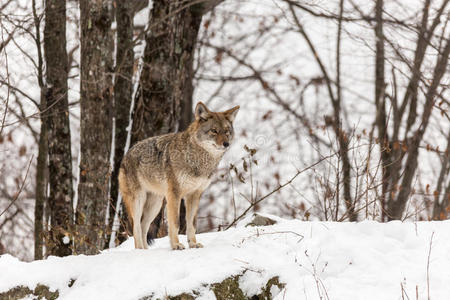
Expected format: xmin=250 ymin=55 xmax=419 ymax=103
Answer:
xmin=172 ymin=243 xmax=185 ymax=250
xmin=189 ymin=242 xmax=204 ymax=248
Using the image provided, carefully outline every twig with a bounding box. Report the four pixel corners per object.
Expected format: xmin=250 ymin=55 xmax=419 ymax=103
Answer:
xmin=0 ymin=155 xmax=34 ymax=218
xmin=226 ymin=150 xmax=345 ymax=229
xmin=240 ymin=230 xmax=304 ymax=244
xmin=427 ymin=232 xmax=434 ymax=300
xmin=228 ymin=168 xmax=237 ymax=221
xmin=401 ymin=281 xmax=411 ymax=300
xmin=0 ymin=24 xmax=11 ymax=136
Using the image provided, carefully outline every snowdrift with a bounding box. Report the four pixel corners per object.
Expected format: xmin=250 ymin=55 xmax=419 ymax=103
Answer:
xmin=1 ymin=215 xmax=449 ymax=299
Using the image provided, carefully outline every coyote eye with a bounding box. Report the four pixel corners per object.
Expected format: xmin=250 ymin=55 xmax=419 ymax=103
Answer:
xmin=210 ymin=129 xmax=218 ymax=134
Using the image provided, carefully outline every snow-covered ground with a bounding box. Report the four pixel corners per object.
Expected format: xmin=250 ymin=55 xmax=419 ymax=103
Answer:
xmin=1 ymin=215 xmax=449 ymax=299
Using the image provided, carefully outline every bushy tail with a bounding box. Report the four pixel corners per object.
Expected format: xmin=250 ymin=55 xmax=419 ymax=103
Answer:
xmin=118 ymin=167 xmax=133 ymax=234
xmin=146 ymin=233 xmax=155 ymax=246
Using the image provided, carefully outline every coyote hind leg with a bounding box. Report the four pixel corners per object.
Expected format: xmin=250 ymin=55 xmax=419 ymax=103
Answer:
xmin=140 ymin=193 xmax=163 ymax=249
xmin=129 ymin=190 xmax=146 ymax=249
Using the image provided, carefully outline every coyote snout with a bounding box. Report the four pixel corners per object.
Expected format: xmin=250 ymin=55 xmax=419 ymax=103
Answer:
xmin=119 ymin=102 xmax=239 ymax=250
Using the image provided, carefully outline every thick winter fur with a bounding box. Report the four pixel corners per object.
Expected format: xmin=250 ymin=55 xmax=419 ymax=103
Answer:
xmin=119 ymin=102 xmax=239 ymax=250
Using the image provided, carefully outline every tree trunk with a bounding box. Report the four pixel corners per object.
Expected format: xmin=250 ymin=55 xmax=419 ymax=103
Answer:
xmin=178 ymin=36 xmax=197 ymax=131
xmin=108 ymin=0 xmax=134 ymax=247
xmin=32 ymin=0 xmax=46 ymax=260
xmin=374 ymin=0 xmax=389 ymax=221
xmin=43 ymin=0 xmax=74 ymax=257
xmin=76 ymin=0 xmax=113 ymax=254
xmin=131 ymin=0 xmax=203 ymax=238
xmin=387 ymin=38 xmax=450 ymax=220
xmin=432 ymin=129 xmax=450 ymax=220
xmin=34 ymin=113 xmax=47 ymax=260
xmin=383 ymin=0 xmax=449 ymax=220
xmin=34 ymin=110 xmax=47 ymax=260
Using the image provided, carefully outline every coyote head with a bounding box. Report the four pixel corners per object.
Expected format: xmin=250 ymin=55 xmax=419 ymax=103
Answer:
xmin=191 ymin=102 xmax=239 ymax=153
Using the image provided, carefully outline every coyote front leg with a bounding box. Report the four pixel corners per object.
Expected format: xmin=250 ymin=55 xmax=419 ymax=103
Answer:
xmin=166 ymin=184 xmax=184 ymax=250
xmin=186 ymin=190 xmax=203 ymax=248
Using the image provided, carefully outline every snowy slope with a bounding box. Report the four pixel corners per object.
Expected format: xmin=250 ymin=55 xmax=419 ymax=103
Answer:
xmin=1 ymin=215 xmax=450 ymax=300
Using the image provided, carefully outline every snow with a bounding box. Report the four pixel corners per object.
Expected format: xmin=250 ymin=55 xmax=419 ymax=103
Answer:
xmin=1 ymin=215 xmax=450 ymax=299
xmin=62 ymin=236 xmax=70 ymax=245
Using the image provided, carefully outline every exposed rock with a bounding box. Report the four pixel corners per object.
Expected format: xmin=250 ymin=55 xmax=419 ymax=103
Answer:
xmin=246 ymin=214 xmax=278 ymax=227
xmin=212 ymin=276 xmax=246 ymax=300
xmin=0 ymin=275 xmax=283 ymax=299
xmin=167 ymin=292 xmax=196 ymax=300
xmin=0 ymin=284 xmax=58 ymax=300
xmin=253 ymin=276 xmax=285 ymax=300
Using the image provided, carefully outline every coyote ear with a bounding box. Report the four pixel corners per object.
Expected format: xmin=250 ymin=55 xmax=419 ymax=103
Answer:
xmin=224 ymin=105 xmax=240 ymax=122
xmin=195 ymin=102 xmax=210 ymax=121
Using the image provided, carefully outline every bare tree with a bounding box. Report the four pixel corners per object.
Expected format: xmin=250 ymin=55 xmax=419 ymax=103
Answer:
xmin=32 ymin=0 xmax=47 ymax=260
xmin=387 ymin=35 xmax=450 ymax=219
xmin=432 ymin=128 xmax=450 ymax=220
xmin=108 ymin=0 xmax=135 ymax=246
xmin=76 ymin=0 xmax=113 ymax=254
xmin=288 ymin=2 xmax=357 ymax=221
xmin=373 ymin=0 xmax=388 ymax=221
xmin=44 ymin=0 xmax=74 ymax=256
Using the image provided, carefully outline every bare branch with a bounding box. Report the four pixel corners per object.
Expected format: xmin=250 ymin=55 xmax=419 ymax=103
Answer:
xmin=0 ymin=155 xmax=34 ymax=218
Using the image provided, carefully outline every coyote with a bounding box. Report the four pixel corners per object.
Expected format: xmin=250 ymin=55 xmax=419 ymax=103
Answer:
xmin=119 ymin=102 xmax=239 ymax=250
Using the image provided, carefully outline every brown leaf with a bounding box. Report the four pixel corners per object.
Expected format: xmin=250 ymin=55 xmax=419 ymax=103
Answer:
xmin=244 ymin=145 xmax=257 ymax=156
xmin=391 ymin=191 xmax=396 ymax=199
xmin=299 ymin=202 xmax=305 ymax=211
xmin=401 ymin=143 xmax=408 ymax=152
xmin=237 ymin=173 xmax=246 ymax=183
xmin=274 ymin=172 xmax=280 ymax=181
xmin=393 ymin=141 xmax=400 ymax=150
xmin=19 ymin=145 xmax=26 ymax=157
xmin=262 ymin=110 xmax=272 ymax=120
xmin=214 ymin=50 xmax=223 ymax=65
xmin=304 ymin=211 xmax=310 ymax=220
